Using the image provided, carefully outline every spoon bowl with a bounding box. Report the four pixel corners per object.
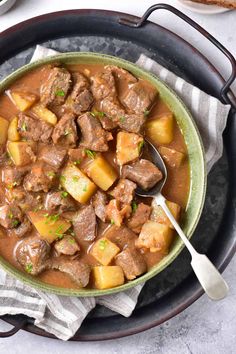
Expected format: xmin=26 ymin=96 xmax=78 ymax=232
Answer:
xmin=136 ymin=139 xmax=229 ymax=301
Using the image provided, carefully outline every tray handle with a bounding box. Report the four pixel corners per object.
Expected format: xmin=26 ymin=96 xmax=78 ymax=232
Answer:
xmin=0 ymin=318 xmax=27 ymax=338
xmin=119 ymin=3 xmax=236 ymax=109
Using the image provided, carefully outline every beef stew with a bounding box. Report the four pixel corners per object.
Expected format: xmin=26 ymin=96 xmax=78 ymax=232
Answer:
xmin=0 ymin=63 xmax=190 ymax=290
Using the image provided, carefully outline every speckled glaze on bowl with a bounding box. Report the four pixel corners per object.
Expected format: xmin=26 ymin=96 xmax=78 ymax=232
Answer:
xmin=0 ymin=52 xmax=207 ymax=297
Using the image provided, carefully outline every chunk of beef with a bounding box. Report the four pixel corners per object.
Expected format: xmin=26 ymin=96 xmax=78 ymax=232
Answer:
xmin=5 ymin=187 xmax=40 ymax=212
xmin=2 ymin=166 xmax=29 ymax=187
xmin=115 ymin=247 xmax=147 ymax=280
xmin=105 ymin=199 xmax=132 ymax=227
xmin=23 ymin=163 xmax=56 ymax=193
xmin=127 ymin=203 xmax=151 ymax=234
xmin=54 ymin=235 xmax=80 ymax=256
xmin=97 ymin=114 xmax=118 ymax=131
xmin=92 ymin=190 xmax=108 ymax=222
xmin=105 ymin=65 xmax=137 ymax=84
xmin=15 ymin=236 xmax=50 ymax=275
xmin=52 ymin=113 xmax=78 ymax=147
xmin=77 ymin=113 xmax=113 ymax=152
xmin=118 ymin=113 xmax=146 ymax=134
xmin=18 ymin=113 xmax=53 ymax=143
xmin=51 ymin=257 xmax=90 ymax=287
xmin=12 ymin=216 xmax=32 ymax=238
xmin=104 ymin=225 xmax=137 ymax=249
xmin=100 ymin=96 xmax=125 ymax=122
xmin=66 ymin=73 xmax=93 ymax=115
xmin=122 ymin=82 xmax=157 ymax=114
xmin=72 ymin=205 xmax=96 ymax=242
xmin=110 ymin=179 xmax=136 ymax=205
xmin=40 ymin=67 xmax=71 ymax=106
xmin=91 ymin=70 xmax=116 ymax=100
xmin=68 ymin=147 xmax=86 ymax=162
xmin=45 ymin=191 xmax=77 ymax=213
xmin=122 ymin=159 xmax=163 ymax=190
xmin=0 ymin=204 xmax=23 ymax=229
xmin=39 ymin=145 xmax=67 ymax=169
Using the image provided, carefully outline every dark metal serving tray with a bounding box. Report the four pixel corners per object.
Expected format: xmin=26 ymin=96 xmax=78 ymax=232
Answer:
xmin=0 ymin=4 xmax=235 ymax=341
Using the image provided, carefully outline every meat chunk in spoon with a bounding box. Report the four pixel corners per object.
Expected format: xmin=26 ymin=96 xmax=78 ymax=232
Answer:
xmin=52 ymin=113 xmax=78 ymax=147
xmin=122 ymin=159 xmax=163 ymax=190
xmin=72 ymin=205 xmax=96 ymax=242
xmin=40 ymin=66 xmax=71 ymax=106
xmin=51 ymin=257 xmax=90 ymax=288
xmin=77 ymin=113 xmax=113 ymax=152
xmin=15 ymin=236 xmax=50 ymax=275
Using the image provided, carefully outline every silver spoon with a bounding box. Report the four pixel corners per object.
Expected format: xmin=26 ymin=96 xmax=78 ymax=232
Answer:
xmin=136 ymin=139 xmax=229 ymax=301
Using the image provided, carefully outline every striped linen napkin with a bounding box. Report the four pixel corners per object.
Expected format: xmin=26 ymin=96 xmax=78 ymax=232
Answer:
xmin=0 ymin=46 xmax=231 ymax=340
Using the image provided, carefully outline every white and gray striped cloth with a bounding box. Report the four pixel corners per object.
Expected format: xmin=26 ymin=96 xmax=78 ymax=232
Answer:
xmin=0 ymin=46 xmax=231 ymax=340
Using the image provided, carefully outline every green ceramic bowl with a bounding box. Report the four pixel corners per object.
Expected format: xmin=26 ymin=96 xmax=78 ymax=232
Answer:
xmin=0 ymin=52 xmax=207 ymax=296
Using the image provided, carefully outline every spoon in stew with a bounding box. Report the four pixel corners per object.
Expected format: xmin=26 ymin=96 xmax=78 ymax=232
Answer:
xmin=136 ymin=139 xmax=228 ymax=301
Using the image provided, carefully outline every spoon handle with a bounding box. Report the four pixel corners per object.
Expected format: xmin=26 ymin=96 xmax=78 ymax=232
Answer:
xmin=154 ymin=194 xmax=229 ymax=300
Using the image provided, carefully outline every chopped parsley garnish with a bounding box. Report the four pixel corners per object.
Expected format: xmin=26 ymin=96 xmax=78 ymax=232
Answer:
xmin=119 ymin=116 xmax=126 ymax=123
xmin=25 ymin=263 xmax=33 ymax=273
xmin=47 ymin=171 xmax=56 ymax=178
xmin=8 ymin=212 xmax=14 ymax=219
xmin=64 ymin=129 xmax=71 ymax=136
xmin=6 ymin=181 xmax=17 ymax=189
xmin=138 ymin=140 xmax=144 ymax=153
xmin=69 ymin=238 xmax=76 ymax=244
xmin=72 ymin=176 xmax=79 ymax=183
xmin=61 ymin=191 xmax=68 ymax=198
xmin=99 ymin=239 xmax=108 ymax=250
xmin=55 ymin=224 xmax=64 ymax=239
xmin=85 ymin=149 xmax=96 ymax=159
xmin=55 ymin=90 xmax=65 ymax=97
xmin=73 ymin=159 xmax=81 ymax=166
xmin=44 ymin=213 xmax=60 ymax=224
xmin=144 ymin=109 xmax=150 ymax=117
xmin=91 ymin=110 xmax=105 ymax=118
xmin=12 ymin=219 xmax=20 ymax=227
xmin=60 ymin=175 xmax=66 ymax=183
xmin=21 ymin=122 xmax=27 ymax=132
xmin=131 ymin=201 xmax=138 ymax=213
xmin=110 ymin=219 xmax=115 ymax=225
xmin=82 ymin=184 xmax=88 ymax=192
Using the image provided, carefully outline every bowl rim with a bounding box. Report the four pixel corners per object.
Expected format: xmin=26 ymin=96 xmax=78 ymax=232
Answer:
xmin=0 ymin=52 xmax=207 ymax=297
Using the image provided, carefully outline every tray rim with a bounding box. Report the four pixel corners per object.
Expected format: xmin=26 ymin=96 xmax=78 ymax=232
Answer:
xmin=0 ymin=8 xmax=235 ymax=341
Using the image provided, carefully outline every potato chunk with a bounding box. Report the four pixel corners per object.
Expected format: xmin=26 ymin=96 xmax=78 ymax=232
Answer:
xmin=7 ymin=141 xmax=36 ymax=166
xmin=0 ymin=116 xmax=9 ymax=145
xmin=85 ymin=154 xmax=118 ymax=191
xmin=90 ymin=237 xmax=120 ymax=265
xmin=10 ymin=91 xmax=37 ymax=112
xmin=151 ymin=200 xmax=181 ymax=229
xmin=61 ymin=163 xmax=97 ymax=204
xmin=32 ymin=104 xmax=57 ymax=125
xmin=28 ymin=211 xmax=71 ymax=243
xmin=136 ymin=220 xmax=174 ymax=253
xmin=8 ymin=117 xmax=20 ymax=142
xmin=116 ymin=131 xmax=143 ymax=165
xmin=92 ymin=266 xmax=124 ymax=290
xmin=159 ymin=146 xmax=185 ymax=168
xmin=146 ymin=114 xmax=174 ymax=145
